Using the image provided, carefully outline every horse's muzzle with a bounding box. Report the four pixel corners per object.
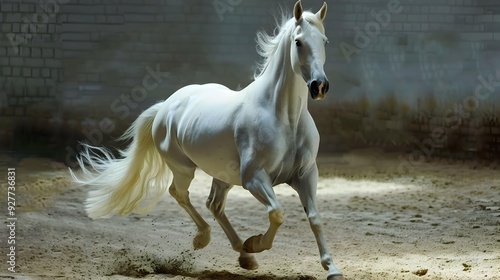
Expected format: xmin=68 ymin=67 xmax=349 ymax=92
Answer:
xmin=308 ymin=79 xmax=329 ymax=100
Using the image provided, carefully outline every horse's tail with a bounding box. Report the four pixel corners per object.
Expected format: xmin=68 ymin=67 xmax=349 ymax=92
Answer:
xmin=70 ymin=102 xmax=171 ymax=219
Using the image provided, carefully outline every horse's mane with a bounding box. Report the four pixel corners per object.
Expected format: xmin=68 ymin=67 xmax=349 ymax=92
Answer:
xmin=254 ymin=9 xmax=324 ymax=79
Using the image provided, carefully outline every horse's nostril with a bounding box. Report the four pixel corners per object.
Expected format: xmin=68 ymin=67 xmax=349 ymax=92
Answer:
xmin=325 ymin=80 xmax=329 ymax=93
xmin=310 ymin=80 xmax=319 ymax=94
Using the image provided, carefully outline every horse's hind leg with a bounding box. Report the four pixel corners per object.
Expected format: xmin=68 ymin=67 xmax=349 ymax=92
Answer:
xmin=206 ymin=178 xmax=258 ymax=270
xmin=169 ymin=167 xmax=211 ymax=250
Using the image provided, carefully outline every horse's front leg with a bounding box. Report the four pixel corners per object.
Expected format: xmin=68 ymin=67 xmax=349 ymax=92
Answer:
xmin=241 ymin=167 xmax=284 ymax=254
xmin=292 ymin=164 xmax=344 ymax=280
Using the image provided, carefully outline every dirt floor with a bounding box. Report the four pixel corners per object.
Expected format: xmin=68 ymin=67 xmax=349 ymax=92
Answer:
xmin=0 ymin=148 xmax=499 ymax=280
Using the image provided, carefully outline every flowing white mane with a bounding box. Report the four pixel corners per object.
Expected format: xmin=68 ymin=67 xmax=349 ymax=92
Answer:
xmin=254 ymin=10 xmax=325 ymax=79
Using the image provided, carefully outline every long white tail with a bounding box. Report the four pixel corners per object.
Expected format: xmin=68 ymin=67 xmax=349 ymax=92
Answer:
xmin=70 ymin=102 xmax=171 ymax=219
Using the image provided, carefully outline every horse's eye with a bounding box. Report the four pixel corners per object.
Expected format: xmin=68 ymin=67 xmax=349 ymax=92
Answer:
xmin=295 ymin=40 xmax=302 ymax=47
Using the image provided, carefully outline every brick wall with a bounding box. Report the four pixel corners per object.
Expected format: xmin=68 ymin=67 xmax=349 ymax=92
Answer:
xmin=0 ymin=0 xmax=499 ymax=157
xmin=0 ymin=0 xmax=62 ymax=110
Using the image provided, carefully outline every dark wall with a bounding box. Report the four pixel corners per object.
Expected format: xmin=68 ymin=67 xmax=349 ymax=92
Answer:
xmin=1 ymin=0 xmax=499 ymax=159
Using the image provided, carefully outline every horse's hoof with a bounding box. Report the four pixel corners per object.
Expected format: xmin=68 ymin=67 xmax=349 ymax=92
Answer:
xmin=327 ymin=274 xmax=345 ymax=280
xmin=238 ymin=255 xmax=258 ymax=270
xmin=193 ymin=228 xmax=211 ymax=250
xmin=242 ymin=234 xmax=263 ymax=253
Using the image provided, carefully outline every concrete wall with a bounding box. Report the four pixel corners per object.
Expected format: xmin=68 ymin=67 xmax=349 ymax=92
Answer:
xmin=1 ymin=0 xmax=499 ymax=158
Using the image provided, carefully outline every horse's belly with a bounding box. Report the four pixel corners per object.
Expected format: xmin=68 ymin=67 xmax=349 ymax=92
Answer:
xmin=183 ymin=136 xmax=242 ymax=185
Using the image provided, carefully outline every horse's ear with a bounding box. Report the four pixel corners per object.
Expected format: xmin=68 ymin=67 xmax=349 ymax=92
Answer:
xmin=294 ymin=0 xmax=303 ymax=22
xmin=316 ymin=2 xmax=327 ymax=21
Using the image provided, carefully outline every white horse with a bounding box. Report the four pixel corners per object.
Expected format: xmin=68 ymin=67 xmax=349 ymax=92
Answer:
xmin=71 ymin=1 xmax=344 ymax=279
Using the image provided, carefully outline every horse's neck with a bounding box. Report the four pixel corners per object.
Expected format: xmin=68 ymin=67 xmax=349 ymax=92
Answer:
xmin=250 ymin=45 xmax=308 ymax=125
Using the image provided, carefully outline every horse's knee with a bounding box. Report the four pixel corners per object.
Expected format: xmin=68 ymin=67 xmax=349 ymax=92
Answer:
xmin=269 ymin=209 xmax=284 ymax=225
xmin=307 ymin=212 xmax=322 ymax=229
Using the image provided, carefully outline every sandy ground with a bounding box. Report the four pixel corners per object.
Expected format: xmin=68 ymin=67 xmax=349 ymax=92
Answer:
xmin=0 ymin=148 xmax=499 ymax=280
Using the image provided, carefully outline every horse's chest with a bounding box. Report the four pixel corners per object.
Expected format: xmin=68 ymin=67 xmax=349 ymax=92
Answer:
xmin=255 ymin=128 xmax=301 ymax=181
xmin=253 ymin=125 xmax=294 ymax=154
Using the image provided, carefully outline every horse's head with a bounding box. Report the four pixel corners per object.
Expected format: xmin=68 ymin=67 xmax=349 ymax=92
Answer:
xmin=290 ymin=1 xmax=329 ymax=100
